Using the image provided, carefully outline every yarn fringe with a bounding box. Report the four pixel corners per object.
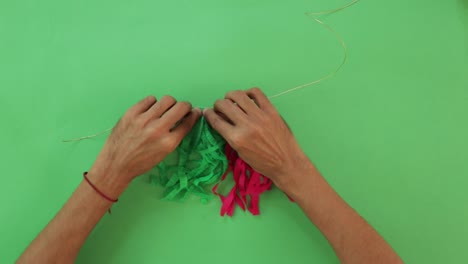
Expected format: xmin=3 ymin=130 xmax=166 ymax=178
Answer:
xmin=149 ymin=117 xmax=227 ymax=203
xmin=213 ymin=144 xmax=273 ymax=216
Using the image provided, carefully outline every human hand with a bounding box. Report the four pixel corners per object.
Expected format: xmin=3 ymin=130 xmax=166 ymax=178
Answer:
xmin=203 ymin=88 xmax=314 ymax=193
xmin=88 ymin=96 xmax=201 ymax=197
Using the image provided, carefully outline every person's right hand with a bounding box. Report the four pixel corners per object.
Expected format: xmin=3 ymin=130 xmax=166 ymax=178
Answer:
xmin=205 ymin=88 xmax=404 ymax=264
xmin=203 ymin=88 xmax=314 ymax=193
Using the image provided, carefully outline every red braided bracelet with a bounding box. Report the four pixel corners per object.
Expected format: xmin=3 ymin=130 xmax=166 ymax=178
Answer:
xmin=83 ymin=172 xmax=119 ymax=203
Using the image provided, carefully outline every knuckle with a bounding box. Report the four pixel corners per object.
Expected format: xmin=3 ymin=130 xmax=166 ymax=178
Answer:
xmin=124 ymin=106 xmax=137 ymax=117
xmin=251 ymin=87 xmax=262 ymax=93
xmin=250 ymin=87 xmax=263 ymax=96
xmin=122 ymin=111 xmax=133 ymax=122
xmin=214 ymin=99 xmax=225 ymax=108
xmin=203 ymin=109 xmax=213 ymax=120
xmin=145 ymin=95 xmax=156 ymax=103
xmin=246 ymin=121 xmax=260 ymax=133
xmin=257 ymin=113 xmax=269 ymax=123
xmin=243 ymin=127 xmax=259 ymax=141
xmin=180 ymin=101 xmax=192 ymax=110
xmin=150 ymin=125 xmax=164 ymax=137
xmin=137 ymin=115 xmax=149 ymax=127
xmin=204 ymin=108 xmax=213 ymax=117
xmin=226 ymin=90 xmax=243 ymax=99
xmin=134 ymin=116 xmax=144 ymax=125
xmin=230 ymin=133 xmax=245 ymax=149
xmin=233 ymin=90 xmax=244 ymax=97
xmin=149 ymin=103 xmax=161 ymax=113
xmin=211 ymin=116 xmax=221 ymax=129
xmin=122 ymin=111 xmax=131 ymax=119
xmin=161 ymin=136 xmax=178 ymax=151
xmin=226 ymin=90 xmax=244 ymax=99
xmin=161 ymin=95 xmax=176 ymax=105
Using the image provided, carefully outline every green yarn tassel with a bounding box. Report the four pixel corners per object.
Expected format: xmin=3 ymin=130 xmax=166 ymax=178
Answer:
xmin=149 ymin=116 xmax=227 ymax=203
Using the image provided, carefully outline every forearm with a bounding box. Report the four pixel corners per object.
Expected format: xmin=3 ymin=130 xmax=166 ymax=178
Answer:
xmin=17 ymin=96 xmax=199 ymax=264
xmin=284 ymin=162 xmax=403 ymax=264
xmin=17 ymin=170 xmax=126 ymax=264
xmin=203 ymin=88 xmax=402 ymax=263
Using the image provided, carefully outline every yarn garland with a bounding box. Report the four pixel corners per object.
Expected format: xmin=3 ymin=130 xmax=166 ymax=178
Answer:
xmin=149 ymin=117 xmax=272 ymax=216
xmin=62 ymin=1 xmax=359 ymax=216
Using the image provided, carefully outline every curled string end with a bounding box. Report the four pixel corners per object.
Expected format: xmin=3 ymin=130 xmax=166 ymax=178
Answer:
xmin=62 ymin=127 xmax=113 ymax=143
xmin=269 ymin=0 xmax=359 ymax=99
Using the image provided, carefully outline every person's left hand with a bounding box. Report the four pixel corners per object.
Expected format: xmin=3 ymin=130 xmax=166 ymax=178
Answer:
xmin=88 ymin=95 xmax=201 ymax=197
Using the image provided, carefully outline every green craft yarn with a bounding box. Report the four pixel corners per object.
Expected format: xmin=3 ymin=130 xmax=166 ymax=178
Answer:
xmin=149 ymin=116 xmax=228 ymax=203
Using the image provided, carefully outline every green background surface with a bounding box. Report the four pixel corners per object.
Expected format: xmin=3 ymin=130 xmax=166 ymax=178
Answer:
xmin=1 ymin=0 xmax=467 ymax=263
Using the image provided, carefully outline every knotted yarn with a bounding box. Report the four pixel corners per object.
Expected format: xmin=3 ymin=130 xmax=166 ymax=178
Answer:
xmin=149 ymin=117 xmax=228 ymax=203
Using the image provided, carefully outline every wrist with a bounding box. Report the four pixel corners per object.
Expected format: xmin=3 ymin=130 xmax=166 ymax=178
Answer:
xmin=87 ymin=162 xmax=130 ymax=199
xmin=275 ymin=159 xmax=322 ymax=200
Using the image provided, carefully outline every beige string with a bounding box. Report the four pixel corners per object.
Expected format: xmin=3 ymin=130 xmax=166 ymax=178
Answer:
xmin=62 ymin=0 xmax=358 ymax=142
xmin=62 ymin=127 xmax=113 ymax=142
xmin=269 ymin=0 xmax=359 ymax=99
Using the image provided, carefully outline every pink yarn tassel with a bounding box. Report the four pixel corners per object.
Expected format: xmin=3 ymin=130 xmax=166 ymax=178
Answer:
xmin=212 ymin=144 xmax=272 ymax=216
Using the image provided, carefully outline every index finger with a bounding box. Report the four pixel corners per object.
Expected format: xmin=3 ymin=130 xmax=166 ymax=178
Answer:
xmin=246 ymin=87 xmax=276 ymax=113
xmin=203 ymin=108 xmax=233 ymax=138
xmin=159 ymin=101 xmax=192 ymax=129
